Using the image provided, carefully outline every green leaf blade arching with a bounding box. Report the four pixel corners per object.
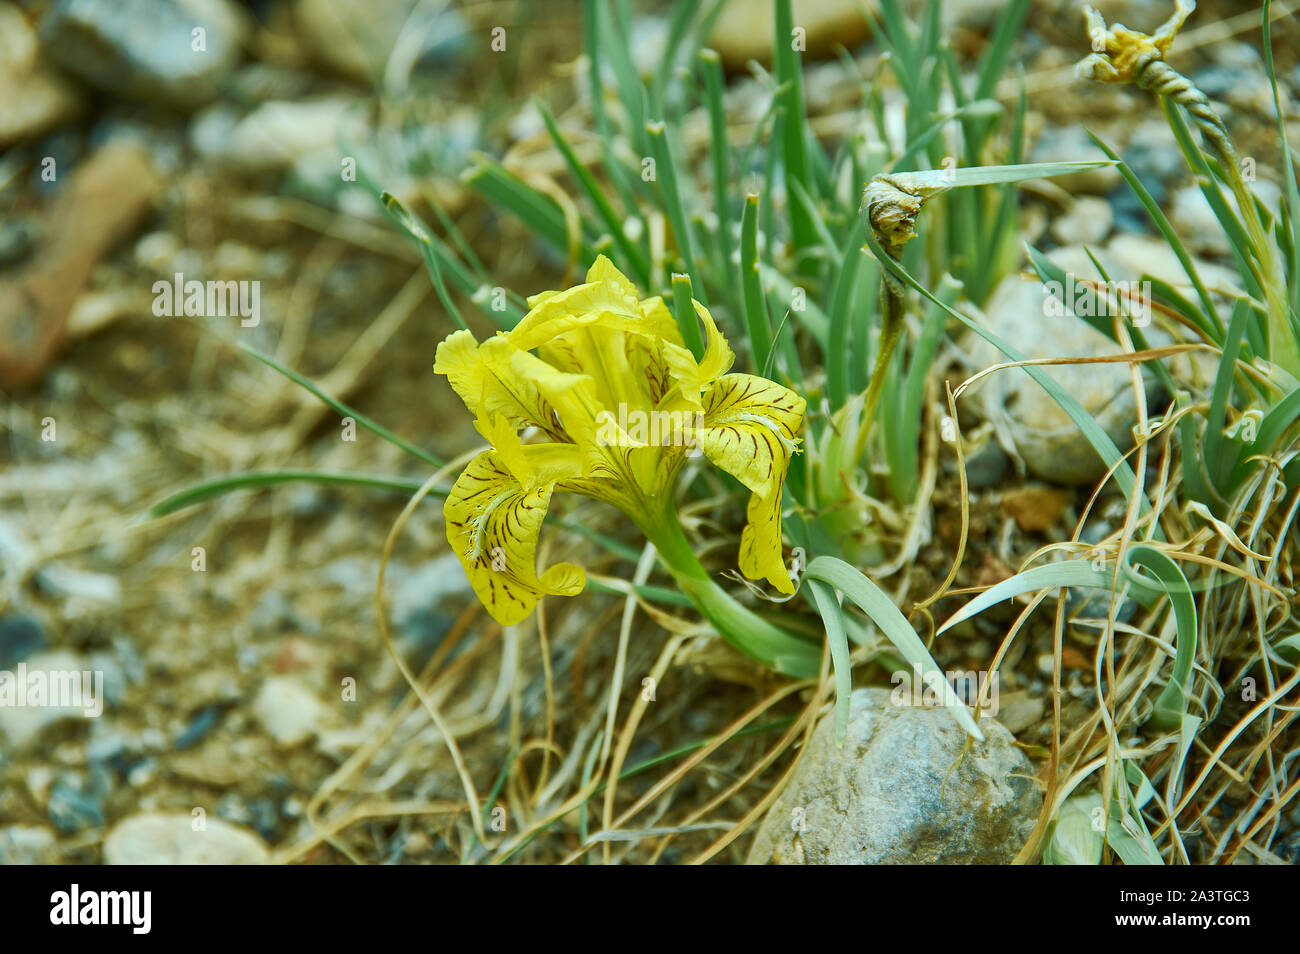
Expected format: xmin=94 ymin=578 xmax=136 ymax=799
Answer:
xmin=804 ymin=556 xmax=984 ymax=741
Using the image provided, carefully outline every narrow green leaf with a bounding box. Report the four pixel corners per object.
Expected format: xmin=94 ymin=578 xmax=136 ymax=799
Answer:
xmin=647 ymin=121 xmax=707 ymax=302
xmin=240 ymin=343 xmax=444 ymax=468
xmin=773 ymin=0 xmax=816 ymax=264
xmin=804 ymin=556 xmax=984 ymax=741
xmin=1262 ymin=0 xmax=1300 ymax=314
xmin=937 ymin=559 xmax=1162 ymax=636
xmin=887 ymin=275 xmax=955 ymax=502
xmin=1086 ymin=132 xmax=1223 ymax=339
xmin=464 ymin=157 xmax=598 ymax=264
xmin=807 ymin=580 xmax=852 ymax=745
xmin=1206 ymin=302 xmax=1252 ymax=492
xmin=382 ymin=191 xmax=469 ymax=331
xmin=1128 ymin=545 xmax=1198 ymax=731
xmin=867 ymin=231 xmax=1141 ymax=503
xmin=671 ymin=272 xmax=706 ymax=360
xmin=700 ymin=49 xmax=736 ymax=293
xmin=537 ymin=102 xmax=651 ymax=285
xmin=740 ymin=193 xmax=774 ymax=373
xmin=825 ymin=222 xmax=867 ymax=409
xmin=1228 ymin=385 xmax=1300 ymax=488
xmin=147 ymin=471 xmax=430 ymax=518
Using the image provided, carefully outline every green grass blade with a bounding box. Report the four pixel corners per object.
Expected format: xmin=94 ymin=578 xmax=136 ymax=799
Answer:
xmin=1128 ymin=545 xmax=1198 ymax=731
xmin=804 ymin=556 xmax=984 ymax=741
xmin=825 ymin=221 xmax=867 ymax=409
xmin=888 ymin=161 xmax=1117 ymax=192
xmin=740 ymin=193 xmax=774 ymax=373
xmin=604 ymin=0 xmax=650 ymax=154
xmin=700 ymin=49 xmax=735 ymax=290
xmin=937 ymin=559 xmax=1161 ymax=636
xmin=651 ymin=0 xmax=702 ymax=118
xmin=464 ymin=157 xmax=598 ymax=263
xmin=1144 ymin=276 xmax=1217 ymax=347
xmin=1160 ymin=104 xmax=1271 ymax=314
xmin=773 ymin=0 xmax=816 ymax=265
xmin=887 ymin=275 xmax=955 ymax=502
xmin=1086 ymin=132 xmax=1223 ymax=339
xmin=975 ymin=0 xmax=1029 ymax=99
xmin=647 ymin=121 xmax=707 ymax=303
xmin=875 ymin=0 xmax=915 ymax=94
xmin=537 ymin=103 xmax=650 ymax=285
xmin=1228 ymin=385 xmax=1300 ymax=488
xmin=1205 ymin=301 xmax=1251 ymax=492
xmin=890 ymin=100 xmax=1002 ymax=172
xmin=382 ymin=191 xmax=469 ymax=331
xmin=1176 ymin=398 xmax=1218 ymax=507
xmin=240 ymin=343 xmax=445 ymax=468
xmin=147 ymin=471 xmax=430 ymax=518
xmin=581 ymin=0 xmax=644 ymax=218
xmin=807 ymin=579 xmax=852 ymax=744
xmin=761 ymin=265 xmax=828 ymax=348
xmin=1106 ymin=796 xmax=1164 ymax=865
xmin=585 ymin=577 xmax=693 ymax=607
xmin=670 ymin=272 xmax=706 ymax=360
xmin=1263 ymin=0 xmax=1300 ymax=314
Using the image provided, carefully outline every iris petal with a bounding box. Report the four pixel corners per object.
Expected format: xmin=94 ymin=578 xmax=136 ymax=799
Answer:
xmin=694 ymin=373 xmax=806 ymax=594
xmin=443 ymin=449 xmax=586 ymax=626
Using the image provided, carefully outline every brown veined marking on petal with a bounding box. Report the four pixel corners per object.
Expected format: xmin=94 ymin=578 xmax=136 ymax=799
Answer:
xmin=458 ymin=483 xmax=504 ymax=505
xmin=496 ymin=497 xmax=533 ymax=582
xmin=485 ymin=576 xmax=526 ymax=614
xmin=631 ymin=339 xmax=671 ymax=404
xmin=466 ymin=488 xmax=515 ymax=562
xmin=712 ymin=409 xmax=798 ymax=450
xmin=486 ymin=366 xmax=568 ymax=442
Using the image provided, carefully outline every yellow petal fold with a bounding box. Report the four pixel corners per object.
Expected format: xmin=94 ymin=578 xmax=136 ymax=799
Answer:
xmin=511 ymin=257 xmax=682 ymax=414
xmin=693 ymin=373 xmax=805 ymax=593
xmin=739 ymin=483 xmax=795 ymax=594
xmin=695 ymin=374 xmax=803 ymax=498
xmin=662 ymin=301 xmax=735 ymax=409
xmin=435 ymin=328 xmax=606 ymax=453
xmin=432 ymin=328 xmax=491 ymax=417
xmin=443 ymin=449 xmax=586 ymax=626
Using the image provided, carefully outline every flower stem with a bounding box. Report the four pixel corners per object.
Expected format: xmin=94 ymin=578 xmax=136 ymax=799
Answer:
xmin=854 ymin=242 xmax=907 ymax=463
xmin=639 ymin=504 xmax=821 ymax=678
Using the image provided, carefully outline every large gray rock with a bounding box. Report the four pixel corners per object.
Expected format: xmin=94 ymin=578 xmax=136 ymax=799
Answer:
xmin=747 ymin=688 xmax=1040 ymax=864
xmin=104 ymin=812 xmax=270 ymax=864
xmin=41 ymin=0 xmax=245 ymax=107
xmin=961 ymin=273 xmax=1156 ymax=485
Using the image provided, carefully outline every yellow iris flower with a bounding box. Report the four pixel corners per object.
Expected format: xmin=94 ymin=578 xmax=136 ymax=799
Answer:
xmin=433 ymin=255 xmax=806 ymax=632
